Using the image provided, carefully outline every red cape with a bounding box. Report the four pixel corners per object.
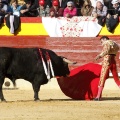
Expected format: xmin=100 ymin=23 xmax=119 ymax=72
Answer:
xmin=57 ymin=63 xmax=102 ymax=100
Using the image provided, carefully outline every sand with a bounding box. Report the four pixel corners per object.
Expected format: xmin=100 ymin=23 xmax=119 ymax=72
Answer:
xmin=0 ymin=78 xmax=120 ymax=120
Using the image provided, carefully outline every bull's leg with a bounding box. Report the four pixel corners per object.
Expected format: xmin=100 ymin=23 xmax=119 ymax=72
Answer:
xmin=0 ymin=76 xmax=6 ymax=102
xmin=32 ymin=81 xmax=41 ymax=101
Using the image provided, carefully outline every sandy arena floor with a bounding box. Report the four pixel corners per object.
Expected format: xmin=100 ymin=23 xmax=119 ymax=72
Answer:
xmin=0 ymin=78 xmax=120 ymax=120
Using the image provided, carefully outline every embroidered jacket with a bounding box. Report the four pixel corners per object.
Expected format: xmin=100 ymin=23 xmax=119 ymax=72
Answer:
xmin=99 ymin=40 xmax=119 ymax=58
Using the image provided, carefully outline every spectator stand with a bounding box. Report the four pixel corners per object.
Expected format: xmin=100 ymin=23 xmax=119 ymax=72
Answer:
xmin=0 ymin=16 xmax=120 ymax=36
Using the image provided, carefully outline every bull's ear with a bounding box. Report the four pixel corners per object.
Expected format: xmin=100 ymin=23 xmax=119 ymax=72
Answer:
xmin=63 ymin=57 xmax=77 ymax=65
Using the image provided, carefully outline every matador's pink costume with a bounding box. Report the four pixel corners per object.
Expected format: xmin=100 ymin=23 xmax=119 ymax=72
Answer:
xmin=95 ymin=39 xmax=120 ymax=100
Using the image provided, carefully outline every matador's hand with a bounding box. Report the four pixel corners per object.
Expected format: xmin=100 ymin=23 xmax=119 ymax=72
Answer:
xmin=95 ymin=55 xmax=101 ymax=61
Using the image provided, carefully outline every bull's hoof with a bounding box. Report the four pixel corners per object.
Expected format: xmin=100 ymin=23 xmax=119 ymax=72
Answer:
xmin=0 ymin=98 xmax=7 ymax=102
xmin=34 ymin=98 xmax=40 ymax=101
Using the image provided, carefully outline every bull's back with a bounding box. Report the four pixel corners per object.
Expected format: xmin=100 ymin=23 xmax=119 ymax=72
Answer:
xmin=0 ymin=47 xmax=37 ymax=63
xmin=0 ymin=47 xmax=40 ymax=79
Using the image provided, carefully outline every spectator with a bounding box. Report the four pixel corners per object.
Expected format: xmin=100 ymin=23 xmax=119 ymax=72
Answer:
xmin=0 ymin=0 xmax=8 ymax=25
xmin=90 ymin=0 xmax=104 ymax=7
xmin=20 ymin=0 xmax=39 ymax=17
xmin=8 ymin=0 xmax=21 ymax=16
xmin=107 ymin=0 xmax=120 ymax=9
xmin=61 ymin=0 xmax=70 ymax=8
xmin=106 ymin=0 xmax=120 ymax=32
xmin=60 ymin=0 xmax=81 ymax=8
xmin=119 ymin=0 xmax=120 ymax=4
xmin=49 ymin=0 xmax=64 ymax=17
xmin=38 ymin=0 xmax=49 ymax=16
xmin=18 ymin=0 xmax=25 ymax=5
xmin=5 ymin=0 xmax=21 ymax=34
xmin=29 ymin=0 xmax=39 ymax=11
xmin=74 ymin=0 xmax=84 ymax=8
xmin=104 ymin=0 xmax=111 ymax=8
xmin=63 ymin=1 xmax=77 ymax=18
xmin=81 ymin=0 xmax=94 ymax=16
xmin=107 ymin=0 xmax=120 ymax=15
xmin=1 ymin=0 xmax=9 ymax=4
xmin=44 ymin=0 xmax=52 ymax=8
xmin=74 ymin=0 xmax=84 ymax=16
xmin=91 ymin=0 xmax=108 ymax=26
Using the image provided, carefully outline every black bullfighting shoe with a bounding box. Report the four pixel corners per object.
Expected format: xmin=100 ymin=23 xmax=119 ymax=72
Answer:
xmin=93 ymin=98 xmax=101 ymax=101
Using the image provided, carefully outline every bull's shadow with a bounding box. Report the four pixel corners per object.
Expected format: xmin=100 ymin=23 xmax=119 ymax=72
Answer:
xmin=2 ymin=99 xmax=74 ymax=103
xmin=3 ymin=97 xmax=120 ymax=103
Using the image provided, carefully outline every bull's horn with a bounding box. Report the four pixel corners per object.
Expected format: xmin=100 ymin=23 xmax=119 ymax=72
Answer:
xmin=63 ymin=58 xmax=77 ymax=64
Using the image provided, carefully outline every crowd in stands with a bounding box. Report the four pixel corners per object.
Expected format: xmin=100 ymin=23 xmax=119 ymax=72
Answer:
xmin=0 ymin=0 xmax=120 ymax=34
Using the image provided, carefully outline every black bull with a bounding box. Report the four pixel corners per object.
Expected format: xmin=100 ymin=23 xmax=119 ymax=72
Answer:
xmin=0 ymin=47 xmax=75 ymax=101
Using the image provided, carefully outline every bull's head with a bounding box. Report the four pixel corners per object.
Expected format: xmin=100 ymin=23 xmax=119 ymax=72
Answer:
xmin=58 ymin=57 xmax=77 ymax=77
xmin=49 ymin=54 xmax=76 ymax=78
